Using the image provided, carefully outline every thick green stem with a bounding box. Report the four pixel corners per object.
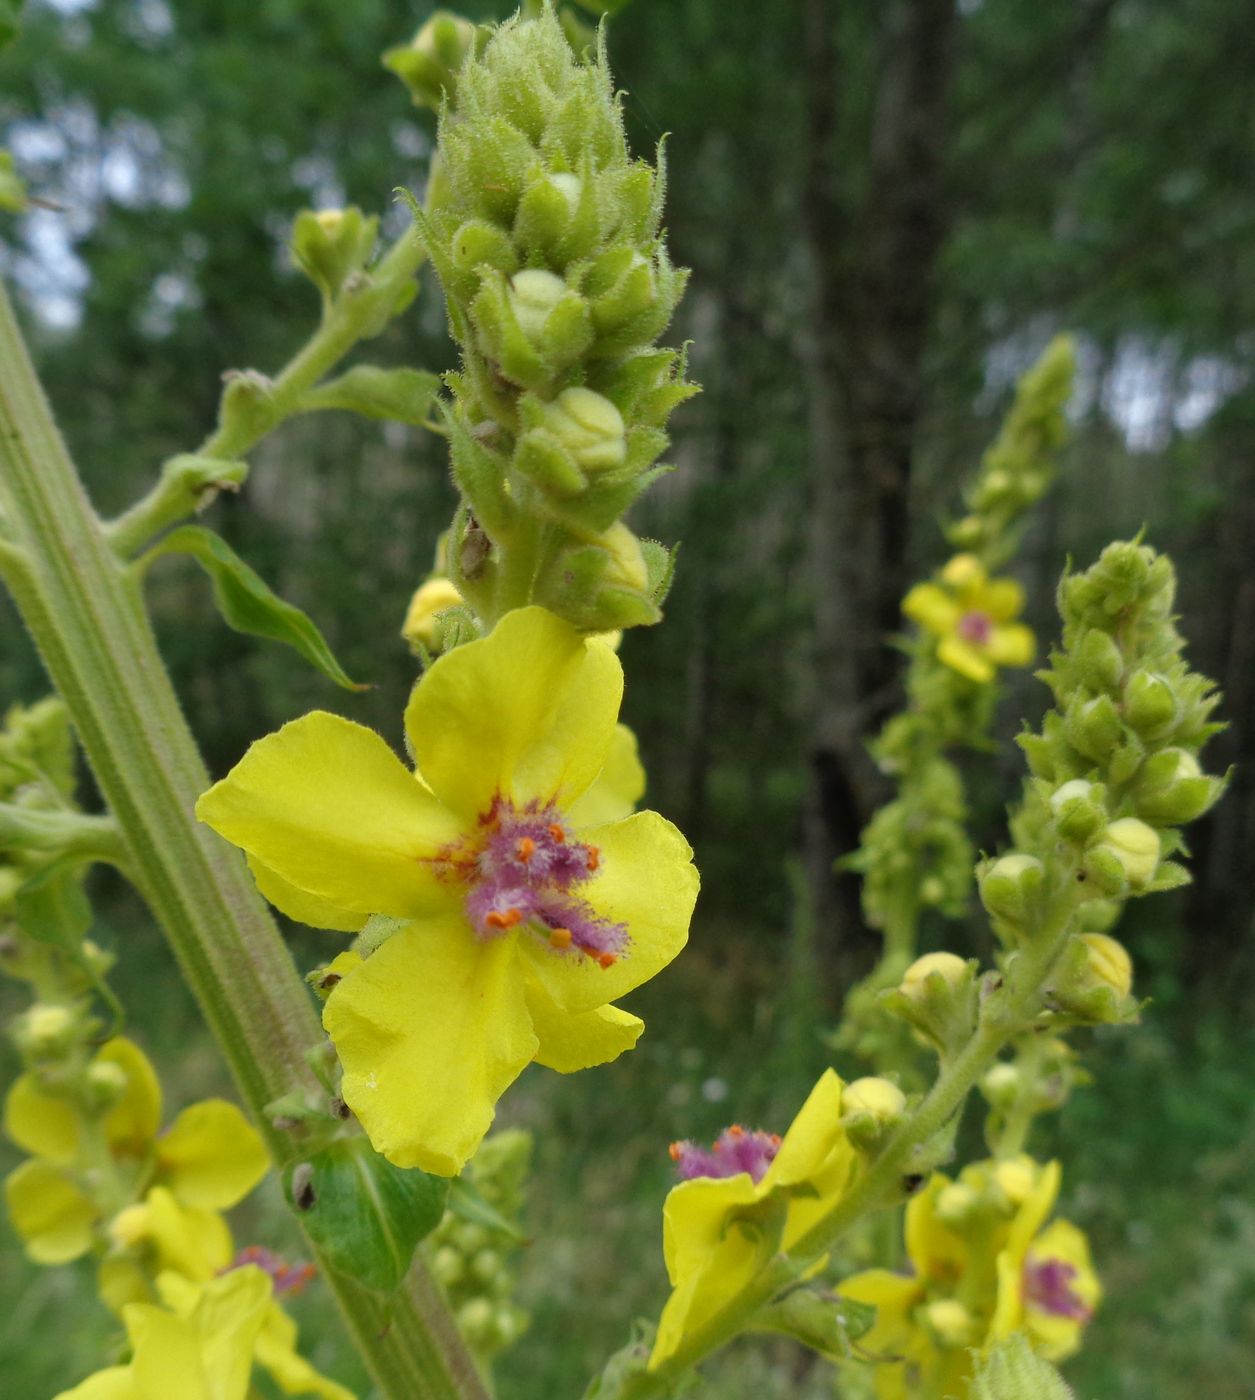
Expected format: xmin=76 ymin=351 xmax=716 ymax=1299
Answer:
xmin=0 ymin=280 xmax=485 ymax=1400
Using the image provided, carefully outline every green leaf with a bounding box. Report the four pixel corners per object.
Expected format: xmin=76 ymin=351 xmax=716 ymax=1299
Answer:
xmin=148 ymin=526 xmax=366 ymax=691
xmin=0 ymin=2 xmax=23 ymax=51
xmin=298 ymin=365 xmax=441 ymax=425
xmin=446 ymin=1176 xmax=528 ymax=1246
xmin=0 ymin=150 xmax=26 ymax=211
xmin=971 ymin=1332 xmax=1074 ymax=1399
xmin=284 ymin=1138 xmax=449 ymax=1293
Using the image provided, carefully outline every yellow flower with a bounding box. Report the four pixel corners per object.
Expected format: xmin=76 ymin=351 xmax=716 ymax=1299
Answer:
xmin=54 ymin=1263 xmax=353 ymax=1400
xmin=3 ymin=1039 xmax=267 ymax=1265
xmin=197 ymin=607 xmax=696 ymax=1175
xmin=649 ymin=1070 xmax=857 ymax=1369
xmin=902 ymin=554 xmax=1035 ymax=683
xmin=990 ymin=1170 xmax=1100 ymax=1362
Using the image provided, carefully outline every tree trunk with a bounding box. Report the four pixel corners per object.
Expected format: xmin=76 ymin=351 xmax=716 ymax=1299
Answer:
xmin=802 ymin=0 xmax=959 ymax=975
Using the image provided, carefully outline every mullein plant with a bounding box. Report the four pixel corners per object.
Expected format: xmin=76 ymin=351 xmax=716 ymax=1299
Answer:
xmin=0 ymin=9 xmax=1230 ymax=1400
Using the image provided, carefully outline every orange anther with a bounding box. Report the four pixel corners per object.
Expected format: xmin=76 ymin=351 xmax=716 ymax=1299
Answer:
xmin=486 ymin=908 xmax=522 ymax=930
xmin=668 ymin=1142 xmax=682 ymax=1161
xmin=770 ymin=1133 xmax=782 ymax=1147
xmin=516 ymin=836 xmax=536 ymax=862
xmin=549 ymin=927 xmax=573 ymax=950
xmin=586 ymin=846 xmax=601 ymax=872
xmin=728 ymin=1124 xmax=744 ymax=1137
xmin=548 ymin=824 xmax=566 ymax=843
xmin=597 ymin=951 xmax=617 ymax=969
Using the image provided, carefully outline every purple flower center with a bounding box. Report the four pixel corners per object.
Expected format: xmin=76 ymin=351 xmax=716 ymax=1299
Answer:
xmin=669 ymin=1125 xmax=782 ymax=1184
xmin=228 ymin=1245 xmax=316 ymax=1297
xmin=957 ymin=610 xmax=993 ymax=645
xmin=434 ymin=795 xmax=627 ymax=966
xmin=1024 ymin=1255 xmax=1091 ymax=1321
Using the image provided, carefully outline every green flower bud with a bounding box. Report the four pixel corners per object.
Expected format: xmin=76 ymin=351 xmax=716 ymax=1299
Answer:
xmin=1124 ymin=669 xmax=1179 ymax=740
xmin=1135 ymin=748 xmax=1223 ymax=825
xmin=457 ymin=1296 xmax=497 ymax=1347
xmin=1077 ymin=628 xmax=1125 ymax=694
xmin=981 ymin=1063 xmax=1021 ymax=1109
xmin=1079 ymin=932 xmax=1133 ymax=999
xmin=539 ymin=387 xmax=627 ymax=473
xmin=924 ymin=1298 xmax=974 ymax=1348
xmin=900 ymin=952 xmax=968 ymax=1000
xmin=991 ymin=1157 xmax=1036 ymax=1207
xmin=1049 ymin=777 xmax=1108 ymax=843
xmin=1064 ymin=693 xmax=1123 ymax=762
xmin=84 ymin=1059 xmax=129 ymax=1112
xmin=1090 ymin=818 xmax=1159 ymax=891
xmin=979 ymin=853 xmax=1044 ymax=928
xmin=934 ymin=1181 xmax=979 ymax=1226
xmin=431 ymin=1245 xmax=465 ymax=1288
xmin=383 ymin=12 xmax=486 ymax=112
xmin=843 ymin=1077 xmax=906 ymax=1123
xmin=291 ymin=207 xmax=379 ymax=303
xmin=471 ymin=1247 xmax=503 ymax=1285
xmin=16 ymin=1003 xmax=76 ymax=1057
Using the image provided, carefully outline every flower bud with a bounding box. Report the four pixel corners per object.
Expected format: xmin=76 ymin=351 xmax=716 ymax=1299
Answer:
xmin=16 ymin=1003 xmax=76 ymax=1057
xmin=900 ymin=952 xmax=968 ymax=1001
xmin=291 ymin=206 xmax=379 ymax=302
xmin=1064 ymin=693 xmax=1123 ymax=762
xmin=981 ymin=1063 xmax=1021 ymax=1109
xmin=1079 ymin=932 xmax=1133 ymax=999
xmin=979 ymin=854 xmax=1044 ymax=928
xmin=1076 ymin=629 xmax=1124 ymax=694
xmin=1049 ymin=778 xmax=1107 ymax=844
xmin=1123 ymin=669 xmax=1179 ymax=740
xmin=457 ymin=1296 xmax=497 ymax=1347
xmin=596 ymin=522 xmax=649 ymax=593
xmin=431 ymin=1245 xmax=465 ymax=1287
xmin=508 ymin=269 xmax=568 ymax=343
xmin=538 ymin=388 xmax=627 ymax=475
xmin=843 ymin=1077 xmax=906 ymax=1124
xmin=383 ymin=12 xmax=484 ymax=112
xmin=471 ymin=1247 xmax=503 ymax=1285
xmin=84 ymin=1059 xmax=129 ymax=1113
xmin=924 ymin=1298 xmax=974 ymax=1348
xmin=991 ymin=1157 xmax=1035 ymax=1207
xmin=1135 ymin=748 xmax=1222 ymax=825
xmin=109 ymin=1203 xmax=152 ymax=1251
xmin=1090 ymin=818 xmax=1159 ymax=892
xmin=402 ymin=577 xmax=465 ymax=654
xmin=934 ymin=1181 xmax=979 ymax=1226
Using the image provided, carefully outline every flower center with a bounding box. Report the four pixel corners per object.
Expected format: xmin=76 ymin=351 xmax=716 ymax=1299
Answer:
xmin=228 ymin=1244 xmax=316 ymax=1297
xmin=436 ymin=795 xmax=627 ymax=966
xmin=1024 ymin=1255 xmax=1091 ymax=1321
xmin=668 ymin=1124 xmax=782 ymax=1184
xmin=957 ymin=609 xmax=994 ymax=645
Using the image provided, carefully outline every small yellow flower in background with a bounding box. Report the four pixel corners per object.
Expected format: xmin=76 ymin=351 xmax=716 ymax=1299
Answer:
xmin=903 ymin=554 xmax=1035 ymax=683
xmin=198 ymin=606 xmax=697 ymax=1176
xmin=54 ymin=1263 xmax=353 ymax=1400
xmin=401 ymin=576 xmax=465 ymax=653
xmin=649 ymin=1070 xmax=857 ymax=1369
xmin=3 ymin=1038 xmax=267 ymax=1265
xmin=840 ymin=1158 xmax=1099 ymax=1397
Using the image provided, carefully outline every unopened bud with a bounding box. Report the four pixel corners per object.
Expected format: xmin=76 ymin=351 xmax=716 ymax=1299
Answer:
xmin=1079 ymin=932 xmax=1133 ymax=999
xmin=431 ymin=1245 xmax=465 ymax=1287
xmin=383 ymin=12 xmax=483 ymax=112
xmin=991 ymin=1157 xmax=1036 ymax=1207
xmin=84 ymin=1060 xmax=129 ymax=1112
xmin=508 ymin=269 xmax=568 ymax=342
xmin=1077 ymin=629 xmax=1124 ymax=693
xmin=1092 ymin=818 xmax=1159 ymax=891
xmin=979 ymin=854 xmax=1044 ymax=927
xmin=981 ymin=1063 xmax=1021 ymax=1108
xmin=109 ymin=1203 xmax=152 ymax=1251
xmin=925 ymin=1298 xmax=974 ymax=1348
xmin=1135 ymin=748 xmax=1222 ymax=825
xmin=843 ymin=1077 xmax=906 ymax=1124
xmin=1065 ymin=694 xmax=1123 ymax=762
xmin=901 ymin=952 xmax=968 ymax=1000
xmin=934 ymin=1181 xmax=979 ymax=1226
xmin=402 ymin=577 xmax=465 ymax=653
xmin=457 ymin=1296 xmax=497 ymax=1347
xmin=538 ymin=388 xmax=627 ymax=475
xmin=18 ymin=1004 xmax=76 ymax=1056
xmin=291 ymin=206 xmax=378 ymax=302
xmin=1124 ymin=670 xmax=1179 ymax=740
xmin=1050 ymin=779 xmax=1107 ymax=844
xmin=596 ymin=523 xmax=649 ymax=593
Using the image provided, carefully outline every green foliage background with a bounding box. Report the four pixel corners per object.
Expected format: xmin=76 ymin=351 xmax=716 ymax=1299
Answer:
xmin=2 ymin=1 xmax=1253 ymax=1395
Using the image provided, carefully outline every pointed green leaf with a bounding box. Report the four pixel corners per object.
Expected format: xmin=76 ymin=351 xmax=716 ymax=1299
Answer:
xmin=446 ymin=1176 xmax=527 ymax=1246
xmin=751 ymin=1287 xmax=875 ymax=1359
xmin=298 ymin=365 xmax=442 ymax=425
xmin=284 ymin=1138 xmax=449 ymax=1293
xmin=148 ymin=526 xmax=366 ymax=691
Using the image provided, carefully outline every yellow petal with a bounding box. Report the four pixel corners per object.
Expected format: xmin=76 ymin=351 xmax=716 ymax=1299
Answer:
xmin=101 ymin=1039 xmax=164 ymax=1159
xmin=53 ymin=1367 xmax=139 ymax=1400
xmin=133 ymin=1185 xmax=235 ymax=1282
xmin=156 ymin=1100 xmax=269 ymax=1211
xmin=324 ymin=918 xmax=538 ymax=1174
xmin=523 ymin=977 xmax=643 ymax=1072
xmin=404 ymin=606 xmax=622 ymax=823
xmin=4 ymin=1072 xmax=80 ymax=1165
xmin=937 ymin=635 xmax=996 ymax=683
xmin=566 ymin=723 xmax=646 ymax=827
xmin=986 ymin=622 xmax=1035 ymax=669
xmin=1023 ymin=1218 xmax=1101 ymax=1362
xmin=99 ymin=1254 xmax=154 ymax=1316
xmin=255 ymin=1300 xmax=356 ymax=1400
xmin=764 ymin=1069 xmax=845 ymax=1189
xmin=903 ymin=582 xmax=960 ymax=637
xmin=650 ymin=1175 xmax=763 ymax=1368
xmin=837 ymin=1269 xmax=921 ymax=1353
xmin=197 ymin=712 xmax=463 ymax=922
xmin=248 ymin=856 xmax=363 ymax=933
xmin=519 ymin=810 xmax=697 ymax=1015
xmin=4 ymin=1159 xmax=97 ymax=1263
xmin=940 ymin=553 xmax=986 ymax=593
xmin=905 ymin=1175 xmax=970 ymax=1281
xmin=980 ymin=577 xmax=1025 ymax=622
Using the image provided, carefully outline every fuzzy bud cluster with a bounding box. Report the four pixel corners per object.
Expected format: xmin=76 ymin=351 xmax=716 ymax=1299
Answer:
xmin=424 ymin=1129 xmax=532 ymax=1361
xmin=415 ymin=8 xmax=694 ymax=632
xmin=946 ymin=335 xmax=1075 ymax=567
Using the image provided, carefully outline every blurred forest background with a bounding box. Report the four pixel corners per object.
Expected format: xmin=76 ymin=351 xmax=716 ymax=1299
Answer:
xmin=2 ymin=1 xmax=1254 ymax=1396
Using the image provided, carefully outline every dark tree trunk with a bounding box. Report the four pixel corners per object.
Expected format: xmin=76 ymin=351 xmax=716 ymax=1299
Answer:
xmin=801 ymin=0 xmax=960 ymax=975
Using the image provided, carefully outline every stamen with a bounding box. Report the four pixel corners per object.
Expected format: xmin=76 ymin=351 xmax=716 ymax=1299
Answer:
xmin=586 ymin=846 xmax=601 ymax=872
xmin=486 ymin=908 xmax=522 ymax=930
xmin=668 ymin=1142 xmax=681 ymax=1161
xmin=549 ymin=927 xmax=573 ymax=949
xmin=597 ymin=951 xmax=617 ymax=969
xmin=548 ymin=824 xmax=566 ymax=843
xmin=516 ymin=836 xmax=536 ymax=862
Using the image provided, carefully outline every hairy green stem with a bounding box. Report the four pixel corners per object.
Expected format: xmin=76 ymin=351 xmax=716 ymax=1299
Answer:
xmin=0 ymin=280 xmax=485 ymax=1400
